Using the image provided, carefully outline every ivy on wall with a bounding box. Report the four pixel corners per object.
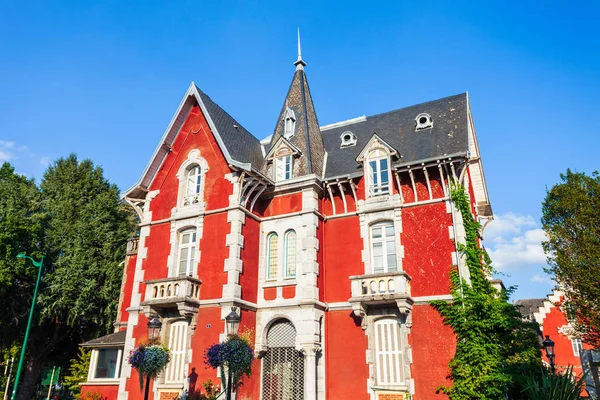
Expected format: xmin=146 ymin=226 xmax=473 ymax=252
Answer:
xmin=431 ymin=183 xmax=541 ymax=400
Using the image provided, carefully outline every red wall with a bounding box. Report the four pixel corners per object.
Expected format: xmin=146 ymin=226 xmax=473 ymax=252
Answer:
xmin=410 ymin=305 xmax=454 ymax=399
xmin=239 ymin=218 xmax=260 ymax=303
xmin=325 ymin=311 xmax=370 ymax=400
xmin=255 ymin=193 xmax=303 ymax=217
xmin=118 ymin=253 xmax=138 ymax=325
xmin=322 ymin=216 xmax=363 ymax=303
xmin=402 ymin=202 xmax=454 ymax=297
xmin=541 ymin=300 xmax=587 ymax=373
xmin=81 ymin=384 xmax=119 ymax=400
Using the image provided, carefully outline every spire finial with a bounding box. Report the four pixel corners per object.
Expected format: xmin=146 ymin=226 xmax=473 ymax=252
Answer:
xmin=294 ymin=27 xmax=306 ymax=70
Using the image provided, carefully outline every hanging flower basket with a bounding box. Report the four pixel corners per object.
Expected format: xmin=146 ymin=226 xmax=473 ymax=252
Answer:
xmin=128 ymin=343 xmax=171 ymax=390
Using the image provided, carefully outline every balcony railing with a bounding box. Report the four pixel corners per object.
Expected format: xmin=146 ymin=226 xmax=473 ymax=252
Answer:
xmin=141 ymin=276 xmax=202 ymax=317
xmin=348 ymin=271 xmax=413 ymax=329
xmin=126 ymin=237 xmax=139 ymax=256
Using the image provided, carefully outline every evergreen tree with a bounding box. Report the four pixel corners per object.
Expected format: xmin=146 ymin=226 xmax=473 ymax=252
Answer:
xmin=431 ymin=183 xmax=541 ymax=400
xmin=542 ymin=170 xmax=600 ymax=347
xmin=7 ymin=155 xmax=136 ymax=400
xmin=0 ymin=163 xmax=44 ymax=348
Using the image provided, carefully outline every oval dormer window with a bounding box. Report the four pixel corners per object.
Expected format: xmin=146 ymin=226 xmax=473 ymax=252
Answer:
xmin=415 ymin=113 xmax=433 ymax=131
xmin=340 ymin=131 xmax=357 ymax=147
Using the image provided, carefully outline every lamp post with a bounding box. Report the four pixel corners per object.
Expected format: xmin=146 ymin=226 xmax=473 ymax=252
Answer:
xmin=11 ymin=254 xmax=44 ymax=400
xmin=542 ymin=335 xmax=556 ymax=374
xmin=144 ymin=316 xmax=162 ymax=400
xmin=224 ymin=307 xmax=240 ymax=400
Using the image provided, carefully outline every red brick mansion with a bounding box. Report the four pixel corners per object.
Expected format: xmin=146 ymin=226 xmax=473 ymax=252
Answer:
xmin=80 ymin=45 xmax=492 ymax=400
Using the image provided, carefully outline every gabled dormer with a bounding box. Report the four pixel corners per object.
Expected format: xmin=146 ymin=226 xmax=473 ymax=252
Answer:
xmin=263 ymin=34 xmax=326 ymax=180
xmin=264 ymin=137 xmax=302 ymax=182
xmin=356 ymin=134 xmax=399 ymax=197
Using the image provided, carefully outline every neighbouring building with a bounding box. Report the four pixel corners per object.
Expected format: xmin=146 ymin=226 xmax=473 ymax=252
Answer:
xmin=516 ymin=289 xmax=589 ymax=374
xmin=80 ymin=42 xmax=493 ymax=400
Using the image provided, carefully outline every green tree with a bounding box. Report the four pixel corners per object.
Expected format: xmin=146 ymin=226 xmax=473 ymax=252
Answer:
xmin=542 ymin=170 xmax=600 ymax=347
xmin=431 ymin=183 xmax=541 ymax=400
xmin=11 ymin=155 xmax=136 ymax=400
xmin=63 ymin=348 xmax=91 ymax=399
xmin=0 ymin=163 xmax=44 ymax=349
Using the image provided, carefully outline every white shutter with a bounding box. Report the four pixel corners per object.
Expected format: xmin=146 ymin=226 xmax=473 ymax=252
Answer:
xmin=165 ymin=321 xmax=188 ymax=383
xmin=374 ymin=318 xmax=404 ymax=385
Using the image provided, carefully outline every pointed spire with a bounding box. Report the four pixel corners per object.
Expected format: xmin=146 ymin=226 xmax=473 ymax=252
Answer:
xmin=294 ymin=27 xmax=307 ymax=70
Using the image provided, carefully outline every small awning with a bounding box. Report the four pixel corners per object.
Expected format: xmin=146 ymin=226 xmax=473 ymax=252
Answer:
xmin=80 ymin=330 xmax=126 ymax=348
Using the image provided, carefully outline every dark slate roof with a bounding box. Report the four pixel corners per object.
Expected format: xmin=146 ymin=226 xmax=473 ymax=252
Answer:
xmin=264 ymin=69 xmax=326 ymax=177
xmin=321 ymin=93 xmax=469 ymax=179
xmin=515 ymin=298 xmax=545 ymax=319
xmin=80 ymin=330 xmax=126 ymax=348
xmin=196 ymin=86 xmax=264 ymax=168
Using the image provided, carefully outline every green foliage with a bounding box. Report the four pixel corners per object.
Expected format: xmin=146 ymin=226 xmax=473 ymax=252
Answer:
xmin=0 ymin=163 xmax=44 ymax=347
xmin=39 ymin=154 xmax=136 ymax=335
xmin=63 ymin=347 xmax=91 ymax=399
xmin=523 ymin=367 xmax=588 ymax=400
xmin=0 ymin=156 xmax=136 ymax=399
xmin=542 ymin=169 xmax=600 ymax=347
xmin=431 ymin=183 xmax=542 ymax=400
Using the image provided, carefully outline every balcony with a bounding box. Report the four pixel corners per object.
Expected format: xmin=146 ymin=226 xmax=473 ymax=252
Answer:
xmin=348 ymin=271 xmax=413 ymax=329
xmin=141 ymin=276 xmax=202 ymax=318
xmin=126 ymin=237 xmax=139 ymax=256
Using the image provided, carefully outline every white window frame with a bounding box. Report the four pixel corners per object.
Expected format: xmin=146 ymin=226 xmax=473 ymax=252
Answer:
xmin=174 ymin=150 xmax=209 ymax=213
xmin=370 ymin=222 xmax=398 ymax=274
xmin=284 ymin=230 xmax=297 ymax=278
xmin=177 ymin=229 xmax=197 ymax=277
xmin=164 ymin=321 xmax=189 ymax=384
xmin=572 ymin=338 xmax=583 ymax=357
xmin=184 ymin=165 xmax=202 ymax=205
xmin=267 ymin=232 xmax=279 ymax=280
xmin=87 ymin=348 xmax=122 ymax=381
xmin=275 ymin=155 xmax=292 ymax=182
xmin=368 ymin=155 xmax=390 ymax=196
xmin=374 ymin=318 xmax=405 ymax=386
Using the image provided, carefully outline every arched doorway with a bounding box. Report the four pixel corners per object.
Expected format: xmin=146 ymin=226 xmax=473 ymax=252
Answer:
xmin=262 ymin=319 xmax=304 ymax=399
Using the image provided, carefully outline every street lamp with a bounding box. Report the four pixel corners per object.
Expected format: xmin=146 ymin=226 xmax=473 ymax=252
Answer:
xmin=11 ymin=254 xmax=44 ymax=400
xmin=144 ymin=316 xmax=162 ymax=400
xmin=225 ymin=307 xmax=240 ymax=336
xmin=148 ymin=316 xmax=162 ymax=344
xmin=542 ymin=335 xmax=556 ymax=374
xmin=224 ymin=307 xmax=241 ymax=400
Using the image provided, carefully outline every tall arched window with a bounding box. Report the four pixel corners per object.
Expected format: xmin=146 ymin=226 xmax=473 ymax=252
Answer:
xmin=184 ymin=165 xmax=202 ymax=205
xmin=262 ymin=320 xmax=304 ymax=399
xmin=178 ymin=229 xmax=197 ymax=276
xmin=284 ymin=230 xmax=297 ymax=278
xmin=371 ymin=222 xmax=397 ymax=274
xmin=267 ymin=233 xmax=279 ymax=280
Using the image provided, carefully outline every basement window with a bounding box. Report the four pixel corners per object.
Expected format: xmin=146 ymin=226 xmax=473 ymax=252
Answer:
xmin=415 ymin=113 xmax=433 ymax=131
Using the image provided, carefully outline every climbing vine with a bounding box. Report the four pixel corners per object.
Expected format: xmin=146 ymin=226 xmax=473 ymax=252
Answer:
xmin=431 ymin=183 xmax=541 ymax=400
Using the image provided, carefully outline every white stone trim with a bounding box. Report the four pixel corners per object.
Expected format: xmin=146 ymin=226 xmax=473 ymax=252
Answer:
xmin=167 ymin=217 xmax=204 ymax=278
xmin=171 ymin=149 xmax=209 ymax=219
xmin=358 ymin=206 xmax=404 ymax=275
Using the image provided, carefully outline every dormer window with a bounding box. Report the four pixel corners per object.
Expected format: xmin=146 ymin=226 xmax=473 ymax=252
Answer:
xmin=275 ymin=155 xmax=292 ymax=181
xmin=415 ymin=113 xmax=433 ymax=131
xmin=284 ymin=107 xmax=296 ymax=139
xmin=368 ymin=149 xmax=390 ymax=196
xmin=340 ymin=131 xmax=357 ymax=147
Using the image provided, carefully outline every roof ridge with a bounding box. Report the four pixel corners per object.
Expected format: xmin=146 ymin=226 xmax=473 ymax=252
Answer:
xmin=320 ymin=92 xmax=467 ymax=133
xmin=195 ymin=85 xmax=261 ymax=145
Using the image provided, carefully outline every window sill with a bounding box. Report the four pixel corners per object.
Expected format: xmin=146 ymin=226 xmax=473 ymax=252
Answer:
xmin=263 ymin=279 xmax=297 ymax=288
xmin=156 ymin=383 xmax=185 ymax=390
xmin=371 ymin=384 xmax=410 ymax=392
xmin=81 ymin=380 xmax=120 ymax=386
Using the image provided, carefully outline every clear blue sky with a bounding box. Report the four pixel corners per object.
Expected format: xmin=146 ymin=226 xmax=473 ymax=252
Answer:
xmin=1 ymin=1 xmax=598 ymax=300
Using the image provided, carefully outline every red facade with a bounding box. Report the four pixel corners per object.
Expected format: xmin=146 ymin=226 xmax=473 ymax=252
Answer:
xmin=81 ymin=58 xmax=493 ymax=400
